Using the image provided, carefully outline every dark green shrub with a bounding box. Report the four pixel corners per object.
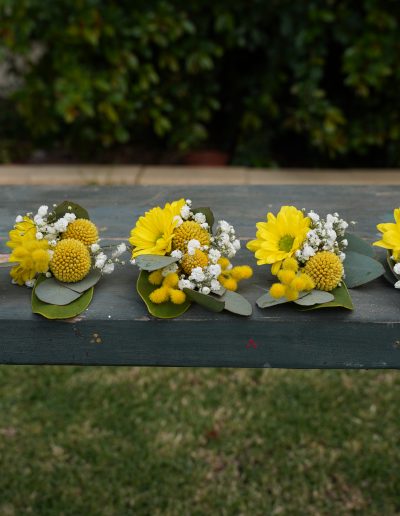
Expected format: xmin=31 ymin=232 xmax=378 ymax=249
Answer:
xmin=0 ymin=0 xmax=399 ymax=166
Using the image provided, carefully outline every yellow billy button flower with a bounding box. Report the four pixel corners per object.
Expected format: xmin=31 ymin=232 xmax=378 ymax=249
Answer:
xmin=304 ymin=251 xmax=343 ymax=292
xmin=63 ymin=219 xmax=99 ymax=246
xmin=149 ymin=272 xmax=187 ymax=305
xmin=173 ymin=221 xmax=210 ymax=253
xmin=50 ymin=239 xmax=91 ymax=283
xmin=218 ymin=257 xmax=253 ymax=292
xmin=181 ymin=249 xmax=208 ymax=275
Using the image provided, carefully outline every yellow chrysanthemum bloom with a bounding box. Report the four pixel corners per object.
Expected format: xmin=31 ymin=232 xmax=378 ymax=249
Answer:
xmin=304 ymin=251 xmax=343 ymax=291
xmin=149 ymin=272 xmax=187 ymax=305
xmin=173 ymin=221 xmax=210 ymax=253
xmin=50 ymin=239 xmax=91 ymax=283
xmin=218 ymin=257 xmax=253 ymax=291
xmin=63 ymin=219 xmax=99 ymax=246
xmin=247 ymin=206 xmax=310 ymax=273
xmin=374 ymin=208 xmax=400 ymax=260
xmin=129 ymin=199 xmax=186 ymax=258
xmin=7 ymin=218 xmax=50 ymax=285
xmin=181 ymin=249 xmax=209 ymax=274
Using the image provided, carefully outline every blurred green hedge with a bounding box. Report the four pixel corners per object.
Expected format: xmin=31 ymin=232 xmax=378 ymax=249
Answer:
xmin=0 ymin=0 xmax=399 ymax=166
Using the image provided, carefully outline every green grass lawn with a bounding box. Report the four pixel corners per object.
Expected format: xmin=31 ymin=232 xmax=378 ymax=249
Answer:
xmin=0 ymin=367 xmax=399 ymax=515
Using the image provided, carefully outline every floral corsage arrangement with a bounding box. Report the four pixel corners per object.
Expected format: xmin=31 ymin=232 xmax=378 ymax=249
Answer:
xmin=5 ymin=201 xmax=126 ymax=319
xmin=374 ymin=208 xmax=400 ymax=288
xmin=129 ymin=198 xmax=253 ymax=318
xmin=247 ymin=205 xmax=384 ymax=310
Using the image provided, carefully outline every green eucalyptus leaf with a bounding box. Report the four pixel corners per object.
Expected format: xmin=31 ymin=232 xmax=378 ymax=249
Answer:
xmin=219 ymin=290 xmax=252 ymax=316
xmin=192 ymin=207 xmax=214 ymax=230
xmin=344 ymin=233 xmax=375 ymax=258
xmin=58 ymin=269 xmax=102 ymax=293
xmin=32 ymin=275 xmax=94 ymax=319
xmin=213 ymin=286 xmax=226 ymax=297
xmin=0 ymin=262 xmax=18 ymax=268
xmin=293 ymin=290 xmax=334 ymax=306
xmin=183 ymin=288 xmax=225 ymax=312
xmin=135 ymin=254 xmax=180 ymax=271
xmin=297 ymin=282 xmax=353 ymax=311
xmin=137 ymin=270 xmax=191 ymax=318
xmin=383 ymin=253 xmax=397 ymax=285
xmin=256 ymin=290 xmax=308 ymax=308
xmin=344 ymin=251 xmax=384 ymax=288
xmin=50 ymin=201 xmax=90 ymax=222
xmin=35 ymin=277 xmax=82 ymax=305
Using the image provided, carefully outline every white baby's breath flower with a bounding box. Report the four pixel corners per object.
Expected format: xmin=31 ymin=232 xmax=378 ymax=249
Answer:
xmin=211 ymin=279 xmax=221 ymax=292
xmin=201 ymin=286 xmax=211 ymax=295
xmin=180 ymin=205 xmax=190 ymax=219
xmin=95 ymin=252 xmax=107 ymax=269
xmin=34 ymin=215 xmax=44 ymax=226
xmin=38 ymin=205 xmax=48 ymax=217
xmin=394 ymin=263 xmax=400 ymax=275
xmin=36 ymin=232 xmax=43 ymax=240
xmin=178 ymin=279 xmax=194 ymax=290
xmin=64 ymin=213 xmax=76 ymax=222
xmin=45 ymin=272 xmax=52 ymax=278
xmin=233 ymin=239 xmax=241 ymax=250
xmin=189 ymin=267 xmax=205 ymax=282
xmin=208 ymin=264 xmax=222 ymax=278
xmin=15 ymin=215 xmax=23 ymax=223
xmin=103 ymin=263 xmax=115 ymax=274
xmin=187 ymin=239 xmax=201 ymax=255
xmin=171 ymin=249 xmax=183 ymax=259
xmin=54 ymin=218 xmax=68 ymax=232
xmin=308 ymin=211 xmax=320 ymax=222
xmin=25 ymin=279 xmax=36 ymax=288
xmin=194 ymin=212 xmax=206 ymax=224
xmin=112 ymin=242 xmax=127 ymax=258
xmin=91 ymin=243 xmax=100 ymax=253
xmin=208 ymin=248 xmax=221 ymax=264
xmin=395 ymin=280 xmax=400 ymax=289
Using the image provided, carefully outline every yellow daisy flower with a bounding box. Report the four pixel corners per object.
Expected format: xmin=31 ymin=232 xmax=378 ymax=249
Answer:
xmin=374 ymin=208 xmax=400 ymax=260
xmin=247 ymin=206 xmax=310 ymax=272
xmin=129 ymin=198 xmax=186 ymax=258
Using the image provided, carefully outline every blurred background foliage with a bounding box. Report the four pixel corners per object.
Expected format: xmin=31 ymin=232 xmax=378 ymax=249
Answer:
xmin=0 ymin=0 xmax=399 ymax=166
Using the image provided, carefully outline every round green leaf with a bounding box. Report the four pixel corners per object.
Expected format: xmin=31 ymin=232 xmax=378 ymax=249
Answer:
xmin=49 ymin=201 xmax=90 ymax=222
xmin=35 ymin=277 xmax=82 ymax=305
xmin=219 ymin=290 xmax=252 ymax=316
xmin=293 ymin=290 xmax=334 ymax=306
xmin=256 ymin=290 xmax=308 ymax=308
xmin=343 ymin=233 xmax=375 ymax=258
xmin=297 ymin=282 xmax=353 ymax=311
xmin=32 ymin=275 xmax=94 ymax=319
xmin=135 ymin=254 xmax=180 ymax=271
xmin=183 ymin=288 xmax=225 ymax=312
xmin=137 ymin=270 xmax=191 ymax=318
xmin=344 ymin=251 xmax=384 ymax=288
xmin=58 ymin=269 xmax=102 ymax=293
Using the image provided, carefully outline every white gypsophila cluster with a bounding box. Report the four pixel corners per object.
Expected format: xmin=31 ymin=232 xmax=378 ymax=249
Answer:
xmin=296 ymin=211 xmax=349 ymax=264
xmin=178 ymin=263 xmax=222 ymax=294
xmin=94 ymin=241 xmax=127 ymax=274
xmin=213 ymin=220 xmax=240 ymax=258
xmin=174 ymin=199 xmax=210 ymax=231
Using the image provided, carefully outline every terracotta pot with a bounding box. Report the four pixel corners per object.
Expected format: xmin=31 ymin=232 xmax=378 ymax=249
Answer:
xmin=183 ymin=150 xmax=229 ymax=166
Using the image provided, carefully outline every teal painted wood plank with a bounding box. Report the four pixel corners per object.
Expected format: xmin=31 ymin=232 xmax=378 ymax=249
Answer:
xmin=0 ymin=185 xmax=399 ymax=368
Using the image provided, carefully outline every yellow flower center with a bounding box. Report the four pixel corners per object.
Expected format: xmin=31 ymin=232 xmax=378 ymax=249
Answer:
xmin=181 ymin=249 xmax=209 ymax=274
xmin=279 ymin=234 xmax=295 ymax=252
xmin=304 ymin=251 xmax=343 ymax=291
xmin=62 ymin=219 xmax=99 ymax=246
xmin=173 ymin=221 xmax=210 ymax=253
xmin=50 ymin=238 xmax=91 ymax=283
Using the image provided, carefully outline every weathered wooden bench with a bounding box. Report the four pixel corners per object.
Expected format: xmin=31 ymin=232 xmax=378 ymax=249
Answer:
xmin=1 ymin=184 xmax=399 ymax=368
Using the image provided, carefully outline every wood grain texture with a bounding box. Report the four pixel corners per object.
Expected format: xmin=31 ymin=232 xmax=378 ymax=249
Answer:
xmin=0 ymin=185 xmax=399 ymax=368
